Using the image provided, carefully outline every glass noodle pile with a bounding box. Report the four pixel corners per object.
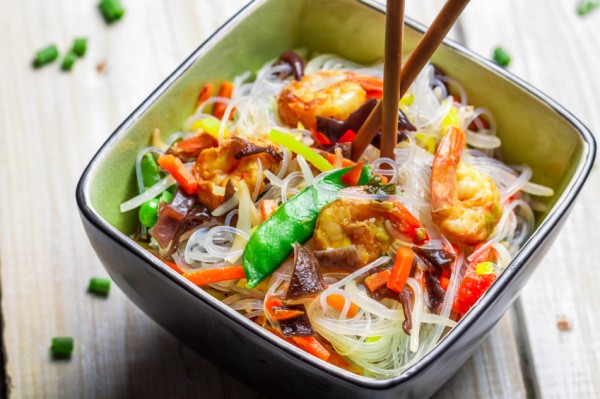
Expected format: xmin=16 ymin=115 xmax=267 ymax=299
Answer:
xmin=120 ymin=51 xmax=553 ymax=378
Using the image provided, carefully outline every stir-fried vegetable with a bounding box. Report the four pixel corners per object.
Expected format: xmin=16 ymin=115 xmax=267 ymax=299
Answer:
xmin=157 ymin=154 xmax=198 ymax=195
xmin=269 ymin=129 xmax=333 ymax=172
xmin=119 ymin=51 xmax=554 ymax=378
xmin=183 ymin=266 xmax=246 ymax=286
xmin=242 ymin=165 xmax=372 ymax=288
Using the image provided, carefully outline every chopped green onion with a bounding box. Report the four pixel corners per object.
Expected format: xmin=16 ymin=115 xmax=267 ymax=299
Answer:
xmin=88 ymin=277 xmax=111 ymax=296
xmin=51 ymin=337 xmax=74 ymax=358
xmin=72 ymin=38 xmax=87 ymax=57
xmin=492 ymin=47 xmax=511 ymax=68
xmin=33 ymin=45 xmax=59 ymax=68
xmin=61 ymin=53 xmax=77 ymax=71
xmin=99 ymin=0 xmax=125 ymax=23
xmin=577 ymin=0 xmax=600 ymax=15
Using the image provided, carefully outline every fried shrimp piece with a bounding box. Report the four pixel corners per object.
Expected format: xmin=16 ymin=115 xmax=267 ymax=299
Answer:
xmin=192 ymin=137 xmax=282 ymax=211
xmin=277 ymin=70 xmax=383 ymax=130
xmin=314 ymin=196 xmax=429 ymax=266
xmin=431 ymin=126 xmax=502 ymax=245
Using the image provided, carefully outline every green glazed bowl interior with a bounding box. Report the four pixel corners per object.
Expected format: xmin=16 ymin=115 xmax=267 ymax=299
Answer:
xmin=88 ymin=0 xmax=586 ymax=238
xmin=80 ymin=0 xmax=594 ymax=387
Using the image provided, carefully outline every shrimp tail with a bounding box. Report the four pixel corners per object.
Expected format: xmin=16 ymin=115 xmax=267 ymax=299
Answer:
xmin=388 ymin=202 xmax=430 ymax=246
xmin=431 ymin=126 xmax=466 ymax=213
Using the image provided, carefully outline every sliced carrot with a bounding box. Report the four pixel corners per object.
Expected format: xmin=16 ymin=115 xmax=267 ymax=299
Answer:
xmin=272 ymin=308 xmax=305 ymax=321
xmin=196 ymin=83 xmax=214 ymax=107
xmin=163 ymin=260 xmax=183 ymax=274
xmin=175 ymin=133 xmax=218 ymax=157
xmin=340 ymin=161 xmax=364 ymax=186
xmin=157 ymin=154 xmax=198 ymax=195
xmin=260 ymin=199 xmax=278 ymax=221
xmin=292 ymin=337 xmax=330 ymax=361
xmin=183 ymin=266 xmax=246 ymax=286
xmin=212 ymin=81 xmax=234 ymax=120
xmin=387 ymin=247 xmax=415 ymax=293
xmin=364 ymin=269 xmax=391 ymax=292
xmin=326 ymin=294 xmax=359 ymax=318
xmin=324 ymin=152 xmax=355 ymax=168
xmin=264 ymin=296 xmax=283 ymax=316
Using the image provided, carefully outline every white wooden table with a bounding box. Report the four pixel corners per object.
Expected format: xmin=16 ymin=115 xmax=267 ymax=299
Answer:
xmin=0 ymin=1 xmax=598 ymax=397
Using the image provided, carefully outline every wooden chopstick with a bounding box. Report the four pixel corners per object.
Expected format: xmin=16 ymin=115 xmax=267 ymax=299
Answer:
xmin=380 ymin=0 xmax=405 ymax=161
xmin=351 ymin=0 xmax=471 ymax=161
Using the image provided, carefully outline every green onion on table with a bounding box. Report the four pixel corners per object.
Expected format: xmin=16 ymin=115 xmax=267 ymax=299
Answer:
xmin=88 ymin=277 xmax=111 ymax=296
xmin=51 ymin=337 xmax=74 ymax=358
xmin=33 ymin=45 xmax=59 ymax=68
xmin=492 ymin=46 xmax=511 ymax=67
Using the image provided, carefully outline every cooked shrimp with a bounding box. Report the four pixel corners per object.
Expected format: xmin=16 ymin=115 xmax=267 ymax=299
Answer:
xmin=431 ymin=126 xmax=502 ymax=245
xmin=314 ymin=195 xmax=429 ymax=266
xmin=192 ymin=137 xmax=282 ymax=211
xmin=277 ymin=70 xmax=383 ymax=130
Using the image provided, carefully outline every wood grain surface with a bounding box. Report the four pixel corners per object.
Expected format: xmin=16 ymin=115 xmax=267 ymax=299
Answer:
xmin=0 ymin=0 xmax=596 ymax=398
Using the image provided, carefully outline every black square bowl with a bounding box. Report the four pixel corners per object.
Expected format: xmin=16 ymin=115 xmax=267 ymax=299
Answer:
xmin=76 ymin=0 xmax=596 ymax=397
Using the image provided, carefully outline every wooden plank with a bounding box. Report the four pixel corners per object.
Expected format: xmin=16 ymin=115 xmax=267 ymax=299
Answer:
xmin=0 ymin=0 xmax=528 ymax=397
xmin=460 ymin=1 xmax=600 ymax=398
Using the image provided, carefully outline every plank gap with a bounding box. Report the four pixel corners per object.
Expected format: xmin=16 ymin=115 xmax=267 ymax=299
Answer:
xmin=512 ymin=299 xmax=541 ymax=399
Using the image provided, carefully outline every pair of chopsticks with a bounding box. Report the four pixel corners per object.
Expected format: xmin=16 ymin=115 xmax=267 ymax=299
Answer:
xmin=351 ymin=0 xmax=470 ymax=162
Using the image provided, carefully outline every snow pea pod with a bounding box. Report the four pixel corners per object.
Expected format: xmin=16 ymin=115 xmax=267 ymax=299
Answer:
xmin=242 ymin=165 xmax=372 ymax=288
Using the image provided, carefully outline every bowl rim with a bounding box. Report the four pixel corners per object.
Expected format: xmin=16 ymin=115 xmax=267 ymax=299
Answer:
xmin=76 ymin=0 xmax=596 ymax=390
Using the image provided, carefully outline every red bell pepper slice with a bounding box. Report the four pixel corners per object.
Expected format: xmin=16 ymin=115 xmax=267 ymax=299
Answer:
xmin=337 ymin=129 xmax=356 ymax=143
xmin=340 ymin=161 xmax=364 ymax=186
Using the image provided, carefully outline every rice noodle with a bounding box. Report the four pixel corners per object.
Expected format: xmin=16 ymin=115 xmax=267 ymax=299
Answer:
xmin=120 ymin=175 xmax=176 ymax=212
xmin=123 ymin=54 xmax=552 ymax=380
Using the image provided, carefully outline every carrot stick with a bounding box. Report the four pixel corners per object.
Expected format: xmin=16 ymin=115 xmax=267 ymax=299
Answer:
xmin=163 ymin=260 xmax=183 ymax=274
xmin=196 ymin=83 xmax=214 ymax=107
xmin=364 ymin=269 xmax=392 ymax=292
xmin=157 ymin=154 xmax=198 ymax=195
xmin=387 ymin=246 xmax=414 ymax=293
xmin=326 ymin=294 xmax=359 ymax=318
xmin=183 ymin=266 xmax=246 ymax=286
xmin=292 ymin=337 xmax=330 ymax=361
xmin=324 ymin=152 xmax=355 ymax=168
xmin=212 ymin=81 xmax=234 ymax=120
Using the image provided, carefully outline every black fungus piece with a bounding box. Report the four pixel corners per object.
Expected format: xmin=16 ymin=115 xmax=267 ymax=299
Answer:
xmin=399 ymin=287 xmax=413 ymax=336
xmin=366 ymin=285 xmax=399 ymax=303
xmin=285 ymin=245 xmax=327 ymax=300
xmin=413 ymin=247 xmax=456 ymax=273
xmin=274 ymin=51 xmax=305 ymax=81
xmin=230 ymin=137 xmax=283 ymax=162
xmin=151 ymin=188 xmax=196 ymax=249
xmin=317 ymin=98 xmax=378 ymax=143
xmin=314 ymin=246 xmax=362 ymax=272
xmin=163 ymin=205 xmax=211 ymax=259
xmin=276 ymin=304 xmax=315 ymax=337
xmin=371 ymin=109 xmax=415 ymax=148
xmin=425 ymin=272 xmax=446 ymax=311
xmin=169 ymin=188 xmax=196 ymax=214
